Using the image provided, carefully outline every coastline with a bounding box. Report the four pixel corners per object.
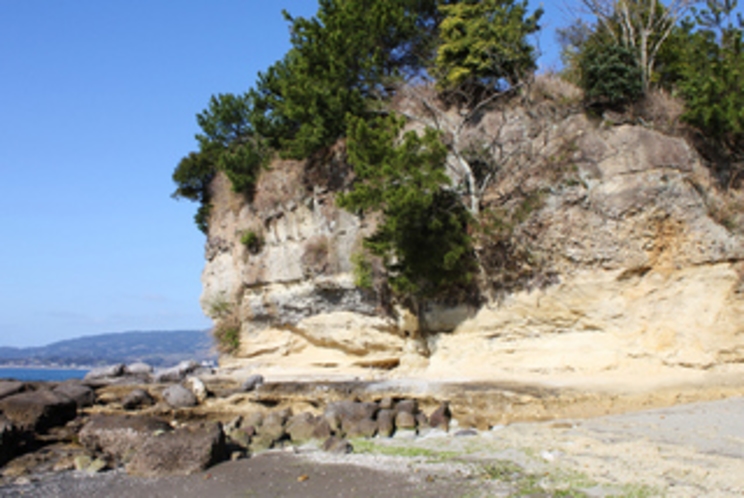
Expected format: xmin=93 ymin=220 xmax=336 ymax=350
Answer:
xmin=0 ymin=364 xmax=91 ymax=370
xmin=0 ymin=366 xmax=89 ymax=382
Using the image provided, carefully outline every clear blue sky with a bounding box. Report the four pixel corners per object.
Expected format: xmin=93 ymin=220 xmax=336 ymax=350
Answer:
xmin=0 ymin=1 xmax=572 ymax=348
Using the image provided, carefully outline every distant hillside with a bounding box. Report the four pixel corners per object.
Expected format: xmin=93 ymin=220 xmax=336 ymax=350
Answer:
xmin=0 ymin=330 xmax=216 ymax=368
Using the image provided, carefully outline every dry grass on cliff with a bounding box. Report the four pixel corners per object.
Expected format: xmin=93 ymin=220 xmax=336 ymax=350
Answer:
xmin=636 ymin=89 xmax=686 ymax=134
xmin=524 ymin=72 xmax=582 ymax=106
xmin=301 ymin=235 xmax=331 ymax=277
xmin=251 ymin=159 xmax=306 ymax=213
xmin=213 ymin=314 xmax=241 ymax=355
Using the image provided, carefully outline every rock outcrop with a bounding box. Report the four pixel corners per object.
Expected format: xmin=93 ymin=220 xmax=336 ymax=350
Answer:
xmin=79 ymin=415 xmax=173 ymax=463
xmin=125 ymin=422 xmax=227 ymax=477
xmin=200 ymin=101 xmax=744 ymax=385
xmin=0 ymin=390 xmax=77 ymax=433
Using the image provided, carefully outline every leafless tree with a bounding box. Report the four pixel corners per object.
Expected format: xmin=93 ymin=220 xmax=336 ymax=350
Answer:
xmin=390 ymin=80 xmax=533 ymax=217
xmin=577 ymin=0 xmax=694 ymax=91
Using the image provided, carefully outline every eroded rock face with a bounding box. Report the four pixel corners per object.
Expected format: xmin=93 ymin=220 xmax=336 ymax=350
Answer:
xmin=201 ymin=110 xmax=744 ymax=382
xmin=125 ymin=422 xmax=226 ymax=477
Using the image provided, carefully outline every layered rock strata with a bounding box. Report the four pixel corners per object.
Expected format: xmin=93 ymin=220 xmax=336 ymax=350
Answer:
xmin=201 ymin=107 xmax=744 ymax=385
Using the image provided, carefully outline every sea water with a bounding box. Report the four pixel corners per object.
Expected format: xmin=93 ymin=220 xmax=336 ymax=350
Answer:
xmin=0 ymin=368 xmax=88 ymax=382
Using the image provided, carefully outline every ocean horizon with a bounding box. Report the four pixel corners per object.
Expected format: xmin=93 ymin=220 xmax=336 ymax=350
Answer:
xmin=0 ymin=367 xmax=89 ymax=382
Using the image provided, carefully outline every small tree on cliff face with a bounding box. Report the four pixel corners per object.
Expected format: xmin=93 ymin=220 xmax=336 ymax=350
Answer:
xmin=172 ymin=93 xmax=267 ymax=233
xmin=338 ymin=114 xmax=476 ymax=301
xmin=172 ymin=148 xmax=219 ymax=234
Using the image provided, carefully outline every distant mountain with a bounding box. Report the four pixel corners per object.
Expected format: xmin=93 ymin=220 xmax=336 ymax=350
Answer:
xmin=0 ymin=330 xmax=217 ymax=368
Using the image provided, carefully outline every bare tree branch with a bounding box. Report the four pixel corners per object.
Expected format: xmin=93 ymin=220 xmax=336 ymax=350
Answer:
xmin=577 ymin=0 xmax=693 ymax=91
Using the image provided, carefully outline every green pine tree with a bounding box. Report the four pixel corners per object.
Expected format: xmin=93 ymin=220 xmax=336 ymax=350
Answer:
xmin=339 ymin=114 xmax=476 ymax=300
xmin=435 ymin=0 xmax=542 ymax=94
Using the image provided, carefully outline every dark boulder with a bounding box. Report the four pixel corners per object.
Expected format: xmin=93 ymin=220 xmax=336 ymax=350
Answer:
xmin=378 ymin=397 xmax=394 ymax=410
xmin=324 ymin=401 xmax=378 ymax=432
xmin=343 ymin=418 xmax=377 ymax=439
xmin=79 ymin=414 xmax=173 ymax=463
xmin=225 ymin=427 xmax=252 ymax=449
xmin=429 ymin=402 xmax=452 ymax=431
xmin=322 ymin=436 xmax=353 ymax=454
xmin=0 ymin=381 xmax=26 ymax=401
xmin=285 ymin=412 xmax=316 ymax=443
xmin=260 ymin=409 xmax=291 ymax=442
xmin=243 ymin=411 xmax=264 ymax=429
xmin=126 ymin=422 xmax=227 ymax=477
xmin=395 ymin=399 xmax=418 ymax=415
xmin=0 ymin=415 xmax=19 ymax=466
xmin=377 ymin=409 xmax=396 ymax=437
xmin=286 ymin=412 xmax=332 ymax=443
xmin=53 ymin=382 xmax=95 ymax=408
xmin=121 ymin=389 xmax=155 ymax=410
xmin=0 ymin=390 xmax=77 ymax=433
xmin=416 ymin=412 xmax=429 ymax=429
xmin=395 ymin=411 xmax=416 ymax=430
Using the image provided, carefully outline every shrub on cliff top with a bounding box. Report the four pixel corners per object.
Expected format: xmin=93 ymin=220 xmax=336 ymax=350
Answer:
xmin=579 ymin=42 xmax=643 ymax=109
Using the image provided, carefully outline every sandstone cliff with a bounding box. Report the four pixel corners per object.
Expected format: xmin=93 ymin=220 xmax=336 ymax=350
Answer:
xmin=200 ymin=94 xmax=744 ymax=387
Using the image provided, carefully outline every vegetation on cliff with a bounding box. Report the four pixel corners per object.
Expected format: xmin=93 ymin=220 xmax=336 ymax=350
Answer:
xmin=174 ymin=0 xmax=743 ymax=305
xmin=560 ymin=0 xmax=743 ymax=182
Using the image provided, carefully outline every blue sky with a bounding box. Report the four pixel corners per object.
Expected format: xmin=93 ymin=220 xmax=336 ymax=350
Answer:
xmin=0 ymin=1 xmax=576 ymax=347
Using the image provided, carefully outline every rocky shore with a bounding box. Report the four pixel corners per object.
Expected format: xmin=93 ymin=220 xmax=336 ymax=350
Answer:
xmin=1 ymin=361 xmax=743 ymax=496
xmin=0 ymin=361 xmax=459 ymax=484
